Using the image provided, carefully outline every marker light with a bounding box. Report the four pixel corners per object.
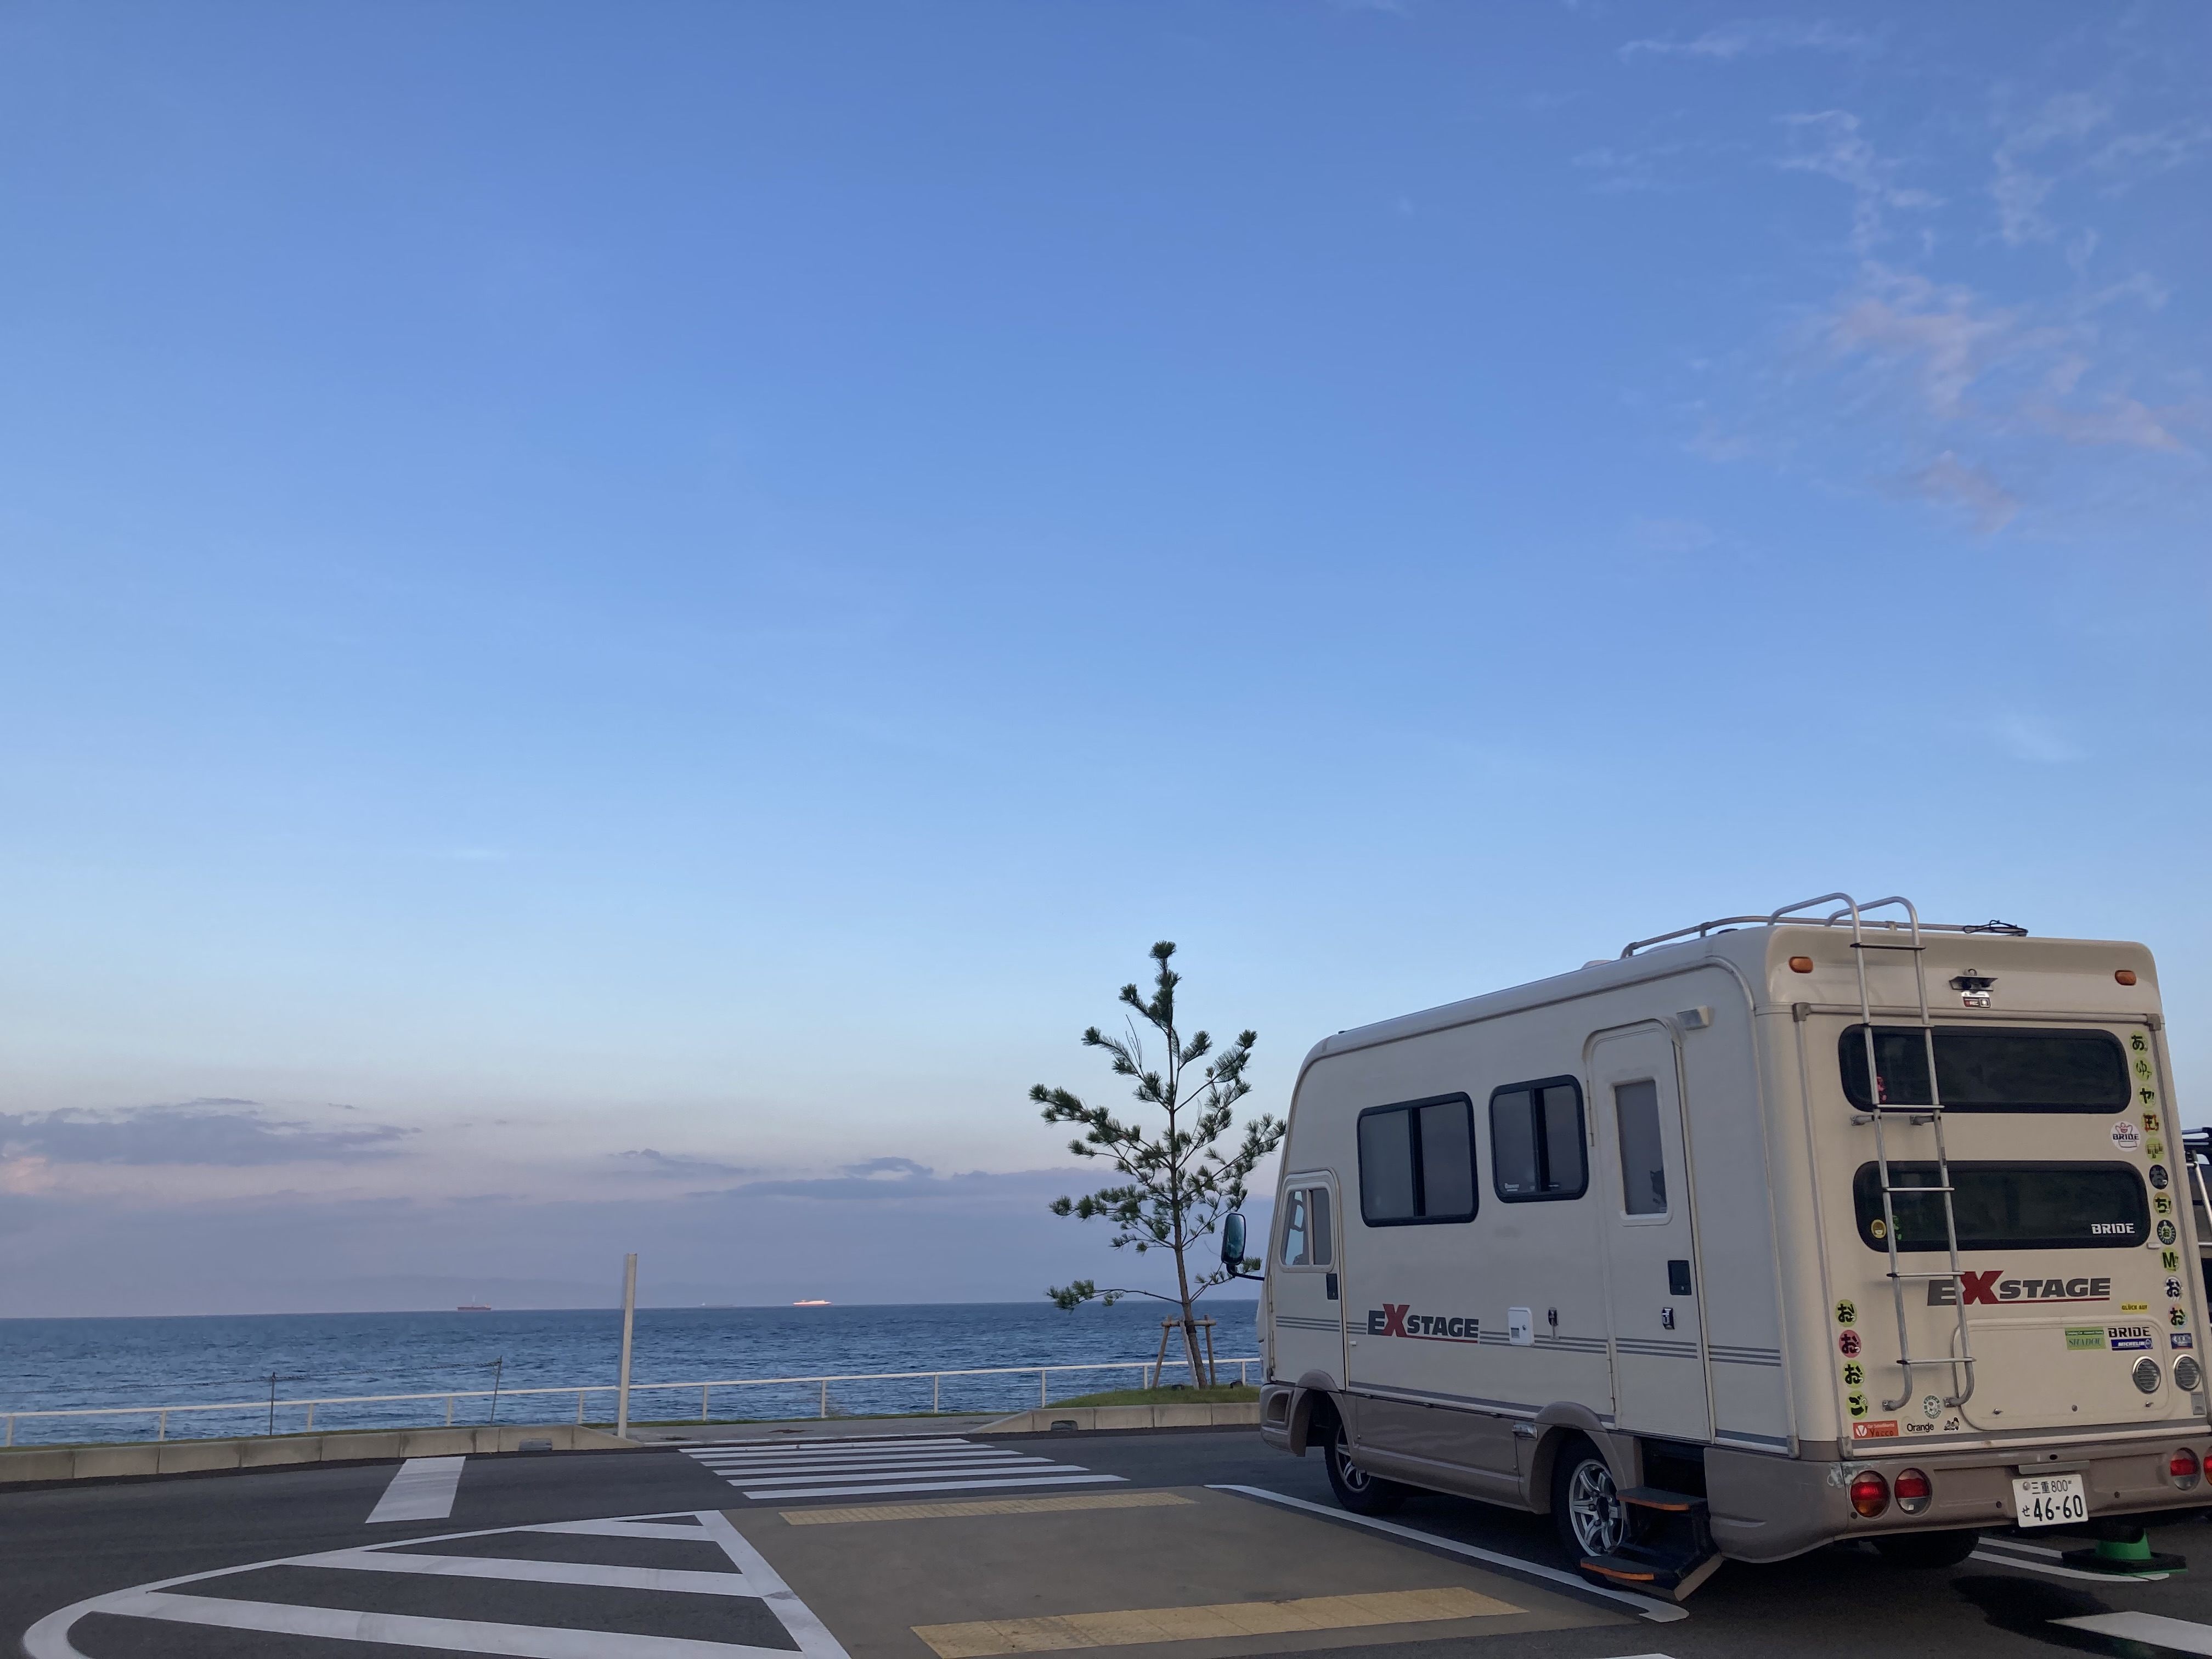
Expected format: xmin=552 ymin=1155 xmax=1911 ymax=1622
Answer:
xmin=1790 ymin=956 xmax=1814 ymax=974
xmin=2169 ymin=1448 xmax=2200 ymax=1491
xmin=1893 ymin=1468 xmax=1932 ymax=1515
xmin=1850 ymin=1469 xmax=1890 ymax=1518
xmin=2116 ymin=969 xmax=2138 ymax=986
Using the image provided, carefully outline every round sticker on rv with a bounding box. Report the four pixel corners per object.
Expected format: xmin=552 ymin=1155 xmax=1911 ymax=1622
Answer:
xmin=2113 ymin=1122 xmax=2142 ymax=1153
xmin=1839 ymin=1330 xmax=1861 ymax=1357
xmin=2160 ymin=1221 xmax=2179 ymax=1246
xmin=2150 ymin=1165 xmax=2170 ymax=1190
xmin=1836 ymin=1300 xmax=1858 ymax=1327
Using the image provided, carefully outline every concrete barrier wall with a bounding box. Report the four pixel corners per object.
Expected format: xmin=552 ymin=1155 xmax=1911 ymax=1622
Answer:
xmin=0 ymin=1423 xmax=633 ymax=1485
xmin=982 ymin=1402 xmax=1261 ymax=1434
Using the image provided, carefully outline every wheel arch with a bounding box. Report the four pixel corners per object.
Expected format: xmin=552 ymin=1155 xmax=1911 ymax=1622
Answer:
xmin=1526 ymin=1404 xmax=1630 ymax=1514
xmin=1287 ymin=1376 xmax=1341 ymax=1455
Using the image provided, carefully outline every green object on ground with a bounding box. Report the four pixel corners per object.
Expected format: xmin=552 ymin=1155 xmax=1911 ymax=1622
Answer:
xmin=2096 ymin=1532 xmax=2154 ymax=1562
xmin=1044 ymin=1385 xmax=1260 ymax=1408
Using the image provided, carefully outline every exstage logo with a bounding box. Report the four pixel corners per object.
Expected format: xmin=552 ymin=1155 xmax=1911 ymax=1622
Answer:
xmin=1364 ymin=1304 xmax=1481 ymax=1342
xmin=1927 ymin=1273 xmax=2113 ymax=1307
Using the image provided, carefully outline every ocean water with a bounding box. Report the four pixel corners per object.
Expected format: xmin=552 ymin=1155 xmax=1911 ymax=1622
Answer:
xmin=0 ymin=1300 xmax=1261 ymax=1446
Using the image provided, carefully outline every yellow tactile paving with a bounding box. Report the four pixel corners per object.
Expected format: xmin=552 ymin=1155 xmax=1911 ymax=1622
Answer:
xmin=781 ymin=1491 xmax=1192 ymax=1527
xmin=911 ymin=1586 xmax=1521 ymax=1656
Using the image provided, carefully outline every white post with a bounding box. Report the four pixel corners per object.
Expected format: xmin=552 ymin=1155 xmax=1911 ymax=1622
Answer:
xmin=701 ymin=1385 xmax=710 ymax=1423
xmin=616 ymin=1253 xmax=638 ymax=1440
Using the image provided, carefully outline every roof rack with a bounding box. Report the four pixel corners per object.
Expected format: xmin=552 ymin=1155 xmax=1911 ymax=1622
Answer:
xmin=1620 ymin=893 xmax=2028 ymax=959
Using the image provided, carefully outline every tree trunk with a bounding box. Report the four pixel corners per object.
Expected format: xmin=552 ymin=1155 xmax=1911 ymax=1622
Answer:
xmin=1171 ymin=1242 xmax=1210 ymax=1387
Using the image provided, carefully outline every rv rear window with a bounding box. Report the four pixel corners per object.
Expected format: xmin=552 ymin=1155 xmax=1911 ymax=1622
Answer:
xmin=1850 ymin=1161 xmax=2149 ymax=1251
xmin=1358 ymin=1094 xmax=1477 ymax=1226
xmin=1839 ymin=1026 xmax=2130 ymax=1113
xmin=1491 ymin=1078 xmax=1588 ymax=1201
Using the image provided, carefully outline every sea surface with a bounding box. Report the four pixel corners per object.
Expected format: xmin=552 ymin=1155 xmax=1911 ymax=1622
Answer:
xmin=0 ymin=1300 xmax=1261 ymax=1446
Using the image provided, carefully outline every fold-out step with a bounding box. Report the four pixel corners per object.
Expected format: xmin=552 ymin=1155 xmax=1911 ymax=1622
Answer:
xmin=1579 ymin=1487 xmax=1722 ymax=1602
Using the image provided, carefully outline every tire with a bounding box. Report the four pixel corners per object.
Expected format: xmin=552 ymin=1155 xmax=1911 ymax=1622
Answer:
xmin=1550 ymin=1437 xmax=1627 ymax=1564
xmin=1872 ymin=1529 xmax=1981 ymax=1568
xmin=1320 ymin=1406 xmax=1406 ymax=1516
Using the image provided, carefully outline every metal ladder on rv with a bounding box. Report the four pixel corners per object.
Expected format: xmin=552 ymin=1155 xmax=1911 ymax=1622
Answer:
xmin=1781 ymin=893 xmax=1977 ymax=1412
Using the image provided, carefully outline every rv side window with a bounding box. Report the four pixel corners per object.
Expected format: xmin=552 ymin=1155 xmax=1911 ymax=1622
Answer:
xmin=1851 ymin=1161 xmax=2148 ymax=1251
xmin=1614 ymin=1080 xmax=1668 ymax=1216
xmin=1357 ymin=1094 xmax=1477 ymax=1225
xmin=1491 ymin=1077 xmax=1588 ymax=1201
xmin=1279 ymin=1187 xmax=1334 ymax=1267
xmin=1839 ymin=1025 xmax=2129 ymax=1113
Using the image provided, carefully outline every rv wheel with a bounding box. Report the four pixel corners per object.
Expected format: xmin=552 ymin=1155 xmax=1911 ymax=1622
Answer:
xmin=1322 ymin=1413 xmax=1405 ymax=1516
xmin=1872 ymin=1530 xmax=1980 ymax=1568
xmin=1551 ymin=1440 xmax=1626 ymax=1562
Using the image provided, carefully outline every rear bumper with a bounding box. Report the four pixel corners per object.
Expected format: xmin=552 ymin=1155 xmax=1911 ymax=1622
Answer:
xmin=1708 ymin=1437 xmax=2211 ymax=1563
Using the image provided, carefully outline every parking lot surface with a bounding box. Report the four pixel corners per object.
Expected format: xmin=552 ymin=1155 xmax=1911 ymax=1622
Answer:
xmin=7 ymin=1426 xmax=2212 ymax=1658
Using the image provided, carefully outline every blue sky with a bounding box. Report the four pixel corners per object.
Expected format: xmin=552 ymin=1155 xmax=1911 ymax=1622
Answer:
xmin=1 ymin=2 xmax=2206 ymax=1316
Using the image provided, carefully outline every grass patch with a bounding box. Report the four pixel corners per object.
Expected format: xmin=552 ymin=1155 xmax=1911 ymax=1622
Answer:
xmin=1042 ymin=1385 xmax=1259 ymax=1408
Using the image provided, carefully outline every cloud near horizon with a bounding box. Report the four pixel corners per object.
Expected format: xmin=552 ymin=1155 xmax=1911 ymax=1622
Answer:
xmin=0 ymin=1101 xmax=414 ymax=1167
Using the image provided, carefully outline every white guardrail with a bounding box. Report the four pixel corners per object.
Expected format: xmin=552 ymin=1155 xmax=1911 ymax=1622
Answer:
xmin=2 ymin=1357 xmax=1262 ymax=1447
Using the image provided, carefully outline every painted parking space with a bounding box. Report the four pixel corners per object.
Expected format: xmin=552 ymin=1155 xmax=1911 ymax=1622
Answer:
xmin=723 ymin=1483 xmax=1632 ymax=1659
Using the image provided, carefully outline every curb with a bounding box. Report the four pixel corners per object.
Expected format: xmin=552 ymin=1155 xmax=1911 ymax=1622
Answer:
xmin=979 ymin=1402 xmax=1262 ymax=1434
xmin=0 ymin=1423 xmax=633 ymax=1485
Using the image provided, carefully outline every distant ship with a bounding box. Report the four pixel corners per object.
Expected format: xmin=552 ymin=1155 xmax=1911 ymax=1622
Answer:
xmin=456 ymin=1303 xmax=492 ymax=1312
xmin=792 ymin=1299 xmax=831 ymax=1307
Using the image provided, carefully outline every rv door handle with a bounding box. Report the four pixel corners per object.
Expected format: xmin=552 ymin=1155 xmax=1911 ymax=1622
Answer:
xmin=1325 ymin=1273 xmax=1338 ymax=1301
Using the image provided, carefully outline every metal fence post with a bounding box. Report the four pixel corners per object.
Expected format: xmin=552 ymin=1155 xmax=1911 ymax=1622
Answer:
xmin=446 ymin=1395 xmax=455 ymax=1426
xmin=157 ymin=1411 xmax=167 ymax=1443
xmin=576 ymin=1391 xmax=586 ymax=1425
xmin=819 ymin=1380 xmax=827 ymax=1419
xmin=701 ymin=1385 xmax=710 ymax=1423
xmin=932 ymin=1374 xmax=940 ymax=1415
xmin=306 ymin=1403 xmax=315 ymax=1431
xmin=1039 ymin=1369 xmax=1047 ymax=1407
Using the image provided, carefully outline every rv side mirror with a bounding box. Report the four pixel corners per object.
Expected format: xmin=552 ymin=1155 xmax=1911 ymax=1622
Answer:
xmin=1220 ymin=1212 xmax=1247 ymax=1271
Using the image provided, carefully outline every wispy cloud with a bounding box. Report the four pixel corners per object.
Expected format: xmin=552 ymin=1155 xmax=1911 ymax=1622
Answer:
xmin=1899 ymin=453 xmax=2020 ymax=535
xmin=0 ymin=1102 xmax=413 ymax=1167
xmin=1780 ymin=112 xmax=1942 ymax=253
xmin=1621 ymin=18 xmax=1875 ymax=62
xmin=1980 ymin=714 xmax=2086 ymax=765
xmin=1991 ymin=93 xmax=2112 ymax=245
xmin=617 ymin=1148 xmax=755 ymax=1179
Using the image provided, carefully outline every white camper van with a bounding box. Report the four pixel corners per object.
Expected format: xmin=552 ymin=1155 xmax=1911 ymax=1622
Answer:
xmin=1248 ymin=895 xmax=2204 ymax=1594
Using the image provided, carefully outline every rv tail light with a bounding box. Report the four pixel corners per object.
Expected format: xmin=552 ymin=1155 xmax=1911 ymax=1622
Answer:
xmin=2170 ymin=1449 xmax=2201 ymax=1491
xmin=1790 ymin=956 xmax=1814 ymax=974
xmin=1849 ymin=1469 xmax=1890 ymax=1518
xmin=1893 ymin=1468 xmax=1932 ymax=1515
xmin=2116 ymin=969 xmax=2138 ymax=986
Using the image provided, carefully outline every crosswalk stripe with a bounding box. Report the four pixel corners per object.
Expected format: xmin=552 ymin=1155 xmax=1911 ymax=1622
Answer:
xmin=695 ymin=1457 xmax=1059 ymax=1477
xmin=525 ymin=1520 xmax=723 ymax=1541
xmin=292 ymin=1547 xmax=758 ymax=1596
xmin=727 ymin=1463 xmax=1091 ymax=1489
xmin=738 ymin=1473 xmax=1126 ymax=1500
xmin=369 ymin=1455 xmax=467 ymax=1523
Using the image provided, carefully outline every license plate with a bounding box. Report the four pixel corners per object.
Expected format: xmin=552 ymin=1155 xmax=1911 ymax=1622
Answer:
xmin=2012 ymin=1472 xmax=2088 ymax=1528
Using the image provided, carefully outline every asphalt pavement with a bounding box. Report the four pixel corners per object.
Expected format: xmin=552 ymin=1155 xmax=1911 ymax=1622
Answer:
xmin=6 ymin=1425 xmax=2212 ymax=1658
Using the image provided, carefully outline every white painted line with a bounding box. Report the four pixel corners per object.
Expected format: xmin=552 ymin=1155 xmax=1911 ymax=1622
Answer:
xmin=698 ymin=1457 xmax=1057 ymax=1477
xmin=1973 ymin=1536 xmax=2063 ymax=1559
xmin=741 ymin=1472 xmax=1127 ymax=1499
xmin=296 ymin=1547 xmax=754 ymax=1596
xmin=2055 ymin=1612 xmax=2212 ymax=1653
xmin=688 ymin=1446 xmax=1022 ymax=1463
xmin=730 ymin=1469 xmax=1084 ymax=1495
xmin=1969 ymin=1549 xmax=2171 ymax=1583
xmin=71 ymin=1590 xmax=795 ymax=1658
xmin=696 ymin=1508 xmax=851 ymax=1659
xmin=1207 ymin=1485 xmax=1688 ymax=1624
xmin=689 ymin=1451 xmax=1040 ymax=1468
xmin=690 ymin=1439 xmax=980 ymax=1455
xmin=688 ymin=1449 xmax=1019 ymax=1467
xmin=368 ymin=1456 xmax=467 ymax=1523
